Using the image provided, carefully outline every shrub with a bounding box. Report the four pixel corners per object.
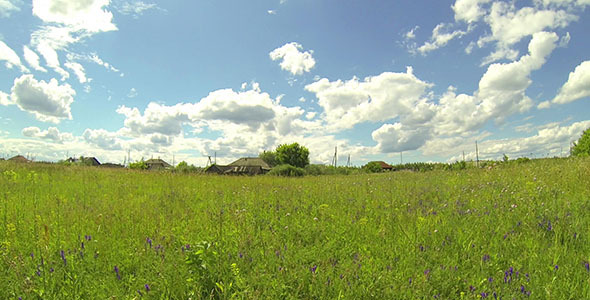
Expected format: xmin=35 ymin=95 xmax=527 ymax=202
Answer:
xmin=363 ymin=162 xmax=383 ymax=173
xmin=267 ymin=164 xmax=305 ymax=177
xmin=275 ymin=143 xmax=310 ymax=168
xmin=571 ymin=128 xmax=590 ymax=157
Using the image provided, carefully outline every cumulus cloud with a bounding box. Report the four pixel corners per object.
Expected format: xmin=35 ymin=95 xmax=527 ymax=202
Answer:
xmin=305 ymin=67 xmax=433 ymax=130
xmin=32 ymin=0 xmax=117 ymax=33
xmin=116 ymin=102 xmax=191 ymax=137
xmin=22 ymin=126 xmax=73 ymax=143
xmin=23 ymin=46 xmax=47 ymax=72
xmin=453 ymin=0 xmax=491 ymax=23
xmin=270 ymin=42 xmax=316 ymax=75
xmin=0 ymin=90 xmax=10 ymax=106
xmin=0 ymin=0 xmax=19 ymax=18
xmin=544 ymin=60 xmax=590 ymax=107
xmin=9 ymin=74 xmax=75 ymax=123
xmin=82 ymin=128 xmax=123 ymax=150
xmin=0 ymin=40 xmax=28 ymax=72
xmin=311 ymin=32 xmax=558 ymax=154
xmin=478 ymin=2 xmax=575 ymax=63
xmin=446 ymin=120 xmax=590 ymax=161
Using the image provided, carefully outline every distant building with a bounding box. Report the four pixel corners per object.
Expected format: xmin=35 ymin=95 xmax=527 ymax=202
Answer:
xmin=8 ymin=155 xmax=30 ymax=163
xmin=67 ymin=156 xmax=101 ymax=166
xmin=145 ymin=158 xmax=171 ymax=170
xmin=370 ymin=161 xmax=393 ymax=171
xmin=99 ymin=163 xmax=125 ymax=168
xmin=205 ymin=157 xmax=271 ymax=175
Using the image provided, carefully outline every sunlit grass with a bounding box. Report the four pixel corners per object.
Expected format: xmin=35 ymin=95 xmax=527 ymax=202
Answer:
xmin=1 ymin=157 xmax=589 ymax=299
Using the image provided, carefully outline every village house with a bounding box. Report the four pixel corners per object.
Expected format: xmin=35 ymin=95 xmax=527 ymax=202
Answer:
xmin=8 ymin=155 xmax=30 ymax=163
xmin=205 ymin=157 xmax=271 ymax=175
xmin=145 ymin=158 xmax=172 ymax=170
xmin=370 ymin=161 xmax=393 ymax=171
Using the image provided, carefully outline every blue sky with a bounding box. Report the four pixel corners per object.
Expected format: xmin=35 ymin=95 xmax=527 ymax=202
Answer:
xmin=1 ymin=0 xmax=589 ymax=166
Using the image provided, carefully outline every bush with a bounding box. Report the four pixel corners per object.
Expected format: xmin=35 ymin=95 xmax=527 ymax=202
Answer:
xmin=129 ymin=160 xmax=148 ymax=170
xmin=275 ymin=143 xmax=310 ymax=168
xmin=363 ymin=162 xmax=383 ymax=173
xmin=267 ymin=164 xmax=305 ymax=177
xmin=571 ymin=128 xmax=590 ymax=157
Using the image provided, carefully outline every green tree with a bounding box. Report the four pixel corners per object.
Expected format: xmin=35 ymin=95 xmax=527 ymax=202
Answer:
xmin=129 ymin=159 xmax=148 ymax=170
xmin=571 ymin=127 xmax=590 ymax=156
xmin=259 ymin=150 xmax=278 ymax=167
xmin=363 ymin=161 xmax=383 ymax=173
xmin=275 ymin=143 xmax=310 ymax=168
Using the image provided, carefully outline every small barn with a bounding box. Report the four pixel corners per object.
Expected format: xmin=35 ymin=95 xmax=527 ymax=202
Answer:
xmin=8 ymin=155 xmax=30 ymax=163
xmin=371 ymin=161 xmax=393 ymax=171
xmin=145 ymin=158 xmax=171 ymax=170
xmin=205 ymin=157 xmax=271 ymax=175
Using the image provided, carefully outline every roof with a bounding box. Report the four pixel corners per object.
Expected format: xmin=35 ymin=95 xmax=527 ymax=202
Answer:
xmin=8 ymin=155 xmax=30 ymax=163
xmin=145 ymin=158 xmax=171 ymax=169
xmin=228 ymin=157 xmax=271 ymax=169
xmin=371 ymin=161 xmax=393 ymax=169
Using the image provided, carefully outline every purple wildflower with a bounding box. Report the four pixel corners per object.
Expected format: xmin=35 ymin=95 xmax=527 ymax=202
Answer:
xmin=409 ymin=277 xmax=412 ymax=285
xmin=482 ymin=254 xmax=490 ymax=262
xmin=493 ymin=292 xmax=497 ymax=299
xmin=310 ymin=265 xmax=318 ymax=274
xmin=114 ymin=265 xmax=121 ymax=280
xmin=424 ymin=269 xmax=430 ymax=276
xmin=488 ymin=277 xmax=493 ymax=283
xmin=585 ymin=262 xmax=589 ymax=271
xmin=520 ymin=285 xmax=526 ymax=293
xmin=547 ymin=221 xmax=552 ymax=231
xmin=49 ymin=267 xmax=54 ymax=273
xmin=554 ymin=265 xmax=559 ymax=270
xmin=146 ymin=237 xmax=152 ymax=248
xmin=239 ymin=252 xmax=243 ymax=258
xmin=30 ymin=253 xmax=34 ymax=259
xmin=36 ymin=269 xmax=41 ymax=276
xmin=185 ymin=244 xmax=190 ymax=250
xmin=81 ymin=242 xmax=84 ymax=250
xmin=419 ymin=245 xmax=425 ymax=252
xmin=144 ymin=284 xmax=150 ymax=291
xmin=60 ymin=250 xmax=66 ymax=266
xmin=481 ymin=292 xmax=488 ymax=298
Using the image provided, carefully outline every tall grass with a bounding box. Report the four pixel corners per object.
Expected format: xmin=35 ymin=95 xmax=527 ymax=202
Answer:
xmin=0 ymin=157 xmax=589 ymax=299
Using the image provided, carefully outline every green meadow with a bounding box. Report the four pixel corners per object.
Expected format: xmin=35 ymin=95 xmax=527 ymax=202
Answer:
xmin=1 ymin=157 xmax=589 ymax=299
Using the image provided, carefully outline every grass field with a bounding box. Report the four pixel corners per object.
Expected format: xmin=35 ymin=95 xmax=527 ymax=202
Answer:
xmin=1 ymin=157 xmax=589 ymax=299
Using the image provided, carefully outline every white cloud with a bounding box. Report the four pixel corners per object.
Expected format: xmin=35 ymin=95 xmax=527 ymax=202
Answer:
xmin=405 ymin=26 xmax=419 ymax=39
xmin=23 ymin=46 xmax=47 ymax=72
xmin=479 ymin=2 xmax=575 ymax=63
xmin=0 ymin=40 xmax=28 ymax=72
xmin=0 ymin=0 xmax=20 ymax=18
xmin=64 ymin=61 xmax=88 ymax=83
xmin=0 ymin=90 xmax=10 ymax=105
xmin=267 ymin=10 xmax=276 ymax=15
xmin=32 ymin=0 xmax=117 ymax=33
xmin=9 ymin=74 xmax=75 ymax=123
xmin=36 ymin=42 xmax=69 ymax=80
xmin=127 ymin=87 xmax=138 ymax=98
xmin=417 ymin=23 xmax=467 ymax=54
xmin=453 ymin=0 xmax=491 ymax=23
xmin=558 ymin=32 xmax=571 ymax=47
xmin=547 ymin=60 xmax=590 ymax=106
xmin=447 ymin=120 xmax=590 ymax=161
xmin=117 ymin=1 xmax=161 ymax=18
xmin=270 ymin=42 xmax=316 ymax=75
xmin=305 ymin=67 xmax=433 ymax=130
xmin=116 ymin=102 xmax=191 ymax=137
xmin=22 ymin=126 xmax=73 ymax=143
xmin=82 ymin=128 xmax=123 ymax=150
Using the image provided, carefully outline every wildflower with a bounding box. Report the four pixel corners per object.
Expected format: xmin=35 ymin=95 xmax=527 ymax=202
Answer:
xmin=488 ymin=277 xmax=493 ymax=283
xmin=554 ymin=265 xmax=558 ymax=270
xmin=30 ymin=253 xmax=34 ymax=259
xmin=520 ymin=285 xmax=526 ymax=293
xmin=185 ymin=244 xmax=190 ymax=250
xmin=547 ymin=221 xmax=552 ymax=231
xmin=60 ymin=250 xmax=66 ymax=266
xmin=493 ymin=292 xmax=497 ymax=299
xmin=36 ymin=269 xmax=41 ymax=276
xmin=114 ymin=265 xmax=121 ymax=280
xmin=49 ymin=267 xmax=54 ymax=273
xmin=81 ymin=242 xmax=84 ymax=250
xmin=482 ymin=254 xmax=490 ymax=262
xmin=409 ymin=277 xmax=412 ymax=285
xmin=469 ymin=285 xmax=475 ymax=292
xmin=585 ymin=262 xmax=589 ymax=271
xmin=481 ymin=292 xmax=488 ymax=298
xmin=146 ymin=237 xmax=152 ymax=248
xmin=145 ymin=284 xmax=150 ymax=291
xmin=424 ymin=269 xmax=430 ymax=276
xmin=310 ymin=265 xmax=318 ymax=274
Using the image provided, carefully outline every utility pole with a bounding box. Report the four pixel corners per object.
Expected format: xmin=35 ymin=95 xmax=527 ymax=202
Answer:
xmin=346 ymin=154 xmax=351 ymax=167
xmin=400 ymin=151 xmax=403 ymax=164
xmin=462 ymin=151 xmax=465 ymax=162
xmin=332 ymin=146 xmax=338 ymax=167
xmin=475 ymin=141 xmax=479 ymax=168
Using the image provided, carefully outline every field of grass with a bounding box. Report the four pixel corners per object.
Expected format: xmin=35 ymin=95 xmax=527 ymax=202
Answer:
xmin=1 ymin=157 xmax=589 ymax=299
